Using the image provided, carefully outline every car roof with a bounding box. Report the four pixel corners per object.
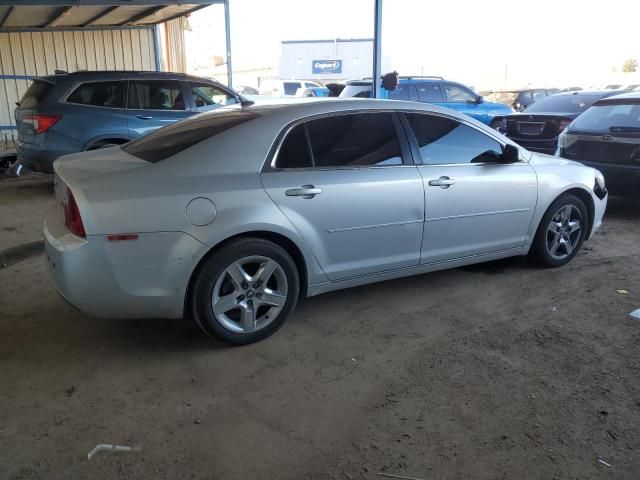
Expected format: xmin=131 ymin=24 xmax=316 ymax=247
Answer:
xmin=345 ymin=76 xmax=445 ymax=86
xmin=552 ymin=89 xmax=624 ymax=97
xmin=37 ymin=70 xmax=226 ymax=85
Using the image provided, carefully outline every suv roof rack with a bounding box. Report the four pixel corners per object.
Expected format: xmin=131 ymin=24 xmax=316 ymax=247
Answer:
xmin=399 ymin=76 xmax=444 ymax=80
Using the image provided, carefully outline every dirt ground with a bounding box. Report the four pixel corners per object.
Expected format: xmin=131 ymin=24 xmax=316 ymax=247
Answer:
xmin=1 ymin=175 xmax=639 ymax=480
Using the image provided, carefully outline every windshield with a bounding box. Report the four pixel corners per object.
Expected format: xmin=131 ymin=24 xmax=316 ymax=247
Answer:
xmin=570 ymin=103 xmax=640 ymax=133
xmin=524 ymin=94 xmax=602 ymax=113
xmin=123 ymin=110 xmax=259 ymax=162
xmin=486 ymin=92 xmax=518 ymax=105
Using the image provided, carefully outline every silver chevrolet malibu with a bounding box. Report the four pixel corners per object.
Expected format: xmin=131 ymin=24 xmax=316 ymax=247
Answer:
xmin=44 ymin=99 xmax=608 ymax=345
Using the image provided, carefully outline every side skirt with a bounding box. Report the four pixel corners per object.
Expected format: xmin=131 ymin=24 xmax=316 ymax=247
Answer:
xmin=306 ymin=247 xmax=526 ymax=297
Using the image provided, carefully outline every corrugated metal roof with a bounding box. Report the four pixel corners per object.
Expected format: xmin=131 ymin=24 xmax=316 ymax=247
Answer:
xmin=0 ymin=1 xmax=222 ymax=30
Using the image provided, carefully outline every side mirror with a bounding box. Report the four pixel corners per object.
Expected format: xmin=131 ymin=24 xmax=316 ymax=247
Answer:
xmin=501 ymin=144 xmax=519 ymax=163
xmin=476 ymin=95 xmax=484 ymax=104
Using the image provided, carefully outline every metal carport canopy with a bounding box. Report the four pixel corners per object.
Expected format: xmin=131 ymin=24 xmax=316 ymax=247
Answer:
xmin=0 ymin=0 xmax=233 ymax=85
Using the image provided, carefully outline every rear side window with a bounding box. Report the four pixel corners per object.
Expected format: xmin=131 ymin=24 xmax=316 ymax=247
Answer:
xmin=306 ymin=113 xmax=402 ymax=168
xmin=416 ymin=83 xmax=445 ymax=102
xmin=284 ymin=82 xmax=301 ymax=95
xmin=19 ymin=80 xmax=52 ymax=108
xmin=128 ymin=80 xmax=185 ymax=110
xmin=123 ymin=111 xmax=259 ymax=162
xmin=275 ymin=124 xmax=312 ymax=169
xmin=67 ymin=81 xmax=125 ymax=108
xmin=406 ymin=113 xmax=503 ymax=165
xmin=389 ymin=85 xmax=411 ymax=101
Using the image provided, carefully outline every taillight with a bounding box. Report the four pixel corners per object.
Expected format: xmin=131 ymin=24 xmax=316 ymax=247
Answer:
xmin=558 ymin=119 xmax=572 ymax=133
xmin=24 ymin=114 xmax=61 ymax=133
xmin=62 ymin=188 xmax=86 ymax=238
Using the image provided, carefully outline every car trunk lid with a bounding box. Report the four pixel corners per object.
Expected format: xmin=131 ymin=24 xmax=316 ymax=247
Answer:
xmin=561 ymin=131 xmax=640 ymax=166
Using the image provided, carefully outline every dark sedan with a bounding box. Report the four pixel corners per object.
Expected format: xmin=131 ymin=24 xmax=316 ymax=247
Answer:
xmin=502 ymin=90 xmax=624 ymax=155
xmin=557 ymin=91 xmax=640 ymax=198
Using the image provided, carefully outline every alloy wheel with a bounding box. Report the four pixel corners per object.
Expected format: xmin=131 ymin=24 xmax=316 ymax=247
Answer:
xmin=546 ymin=204 xmax=582 ymax=260
xmin=211 ymin=255 xmax=288 ymax=334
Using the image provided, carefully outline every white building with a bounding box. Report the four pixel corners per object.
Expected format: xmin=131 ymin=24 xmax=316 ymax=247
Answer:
xmin=278 ymin=38 xmax=390 ymax=82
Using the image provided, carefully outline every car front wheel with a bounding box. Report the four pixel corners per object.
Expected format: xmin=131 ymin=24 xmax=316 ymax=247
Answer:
xmin=190 ymin=238 xmax=300 ymax=345
xmin=530 ymin=193 xmax=588 ymax=267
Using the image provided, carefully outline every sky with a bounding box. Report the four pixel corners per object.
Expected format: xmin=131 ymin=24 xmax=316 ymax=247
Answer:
xmin=184 ymin=0 xmax=640 ymax=90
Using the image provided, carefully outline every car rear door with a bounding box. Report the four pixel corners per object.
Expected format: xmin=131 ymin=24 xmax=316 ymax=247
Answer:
xmin=125 ymin=79 xmax=192 ymax=139
xmin=401 ymin=111 xmax=537 ymax=263
xmin=261 ymin=111 xmax=425 ymax=281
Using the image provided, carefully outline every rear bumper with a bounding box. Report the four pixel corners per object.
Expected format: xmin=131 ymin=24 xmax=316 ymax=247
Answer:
xmin=44 ymin=207 xmax=207 ymax=320
xmin=509 ymin=136 xmax=558 ymax=155
xmin=17 ymin=141 xmax=66 ymax=174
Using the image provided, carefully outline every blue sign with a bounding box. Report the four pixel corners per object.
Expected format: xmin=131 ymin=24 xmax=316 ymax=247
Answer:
xmin=312 ymin=59 xmax=342 ymax=74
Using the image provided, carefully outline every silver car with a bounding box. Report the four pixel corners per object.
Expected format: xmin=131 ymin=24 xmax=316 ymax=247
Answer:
xmin=44 ymin=99 xmax=608 ymax=345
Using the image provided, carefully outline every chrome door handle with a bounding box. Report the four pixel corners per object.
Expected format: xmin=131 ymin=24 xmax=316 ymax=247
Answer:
xmin=136 ymin=115 xmax=153 ymax=120
xmin=286 ymin=185 xmax=322 ymax=198
xmin=428 ymin=176 xmax=456 ymax=188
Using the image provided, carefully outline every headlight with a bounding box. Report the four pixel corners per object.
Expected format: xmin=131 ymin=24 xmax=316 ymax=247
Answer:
xmin=594 ymin=169 xmax=607 ymax=199
xmin=595 ymin=170 xmax=605 ymax=191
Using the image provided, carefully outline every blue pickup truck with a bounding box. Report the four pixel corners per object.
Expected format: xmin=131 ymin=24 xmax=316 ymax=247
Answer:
xmin=339 ymin=76 xmax=513 ymax=128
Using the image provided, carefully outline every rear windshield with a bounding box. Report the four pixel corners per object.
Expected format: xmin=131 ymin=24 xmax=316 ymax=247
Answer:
xmin=570 ymin=103 xmax=640 ymax=134
xmin=524 ymin=94 xmax=602 ymax=114
xmin=123 ymin=110 xmax=259 ymax=162
xmin=19 ymin=80 xmax=53 ymax=108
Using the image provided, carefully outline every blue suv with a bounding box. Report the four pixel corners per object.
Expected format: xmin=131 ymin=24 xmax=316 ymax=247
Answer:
xmin=15 ymin=71 xmax=241 ymax=173
xmin=339 ymin=76 xmax=513 ymax=128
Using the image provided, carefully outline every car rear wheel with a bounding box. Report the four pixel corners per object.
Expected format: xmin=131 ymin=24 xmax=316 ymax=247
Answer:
xmin=530 ymin=193 xmax=588 ymax=267
xmin=190 ymin=238 xmax=300 ymax=345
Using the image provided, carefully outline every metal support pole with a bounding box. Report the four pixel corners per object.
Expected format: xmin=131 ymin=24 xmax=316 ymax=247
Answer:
xmin=372 ymin=0 xmax=383 ymax=98
xmin=224 ymin=0 xmax=233 ymax=88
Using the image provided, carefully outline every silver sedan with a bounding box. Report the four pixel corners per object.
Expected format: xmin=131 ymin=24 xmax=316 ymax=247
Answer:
xmin=44 ymin=99 xmax=608 ymax=344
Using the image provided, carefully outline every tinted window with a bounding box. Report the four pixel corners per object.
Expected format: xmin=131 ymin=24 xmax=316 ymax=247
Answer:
xmin=524 ymin=94 xmax=602 ymax=113
xmin=67 ymin=81 xmax=125 ymax=108
xmin=123 ymin=111 xmax=259 ymax=162
xmin=305 ymin=82 xmax=318 ymax=88
xmin=389 ymin=85 xmax=411 ymax=100
xmin=443 ymin=84 xmax=475 ymax=103
xmin=19 ymin=80 xmax=52 ymax=108
xmin=190 ymin=82 xmax=236 ymax=110
xmin=532 ymin=90 xmax=547 ymax=102
xmin=354 ymin=90 xmax=372 ymax=98
xmin=406 ymin=113 xmax=503 ymax=165
xmin=275 ymin=124 xmax=312 ymax=168
xmin=284 ymin=82 xmax=301 ymax=95
xmin=416 ymin=83 xmax=445 ymax=102
xmin=307 ymin=113 xmax=402 ymax=168
xmin=570 ymin=104 xmax=640 ymax=133
xmin=127 ymin=80 xmax=185 ymax=110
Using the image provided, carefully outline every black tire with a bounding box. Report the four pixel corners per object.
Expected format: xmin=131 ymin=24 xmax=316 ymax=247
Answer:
xmin=190 ymin=238 xmax=300 ymax=345
xmin=530 ymin=193 xmax=588 ymax=268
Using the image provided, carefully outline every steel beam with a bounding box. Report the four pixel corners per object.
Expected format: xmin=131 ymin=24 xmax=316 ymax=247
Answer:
xmin=372 ymin=0 xmax=382 ymax=98
xmin=224 ymin=0 xmax=232 ymax=88
xmin=45 ymin=5 xmax=72 ymax=27
xmin=82 ymin=5 xmax=118 ymax=26
xmin=0 ymin=6 xmax=13 ymax=27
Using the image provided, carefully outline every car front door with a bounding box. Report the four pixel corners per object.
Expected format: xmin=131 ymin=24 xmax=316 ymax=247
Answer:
xmin=125 ymin=79 xmax=192 ymax=139
xmin=401 ymin=112 xmax=537 ymax=263
xmin=187 ymin=81 xmax=238 ymax=113
xmin=261 ymin=111 xmax=425 ymax=281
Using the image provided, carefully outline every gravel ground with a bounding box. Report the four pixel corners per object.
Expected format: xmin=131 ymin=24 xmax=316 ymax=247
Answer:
xmin=1 ymin=176 xmax=639 ymax=480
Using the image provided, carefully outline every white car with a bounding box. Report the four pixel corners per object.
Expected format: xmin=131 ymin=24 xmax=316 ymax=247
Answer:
xmin=44 ymin=99 xmax=607 ymax=345
xmin=259 ymin=79 xmax=323 ymax=96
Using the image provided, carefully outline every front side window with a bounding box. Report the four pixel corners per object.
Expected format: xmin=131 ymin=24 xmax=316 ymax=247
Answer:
xmin=306 ymin=113 xmax=403 ymax=168
xmin=443 ymin=84 xmax=475 ymax=103
xmin=190 ymin=83 xmax=236 ymax=110
xmin=67 ymin=81 xmax=125 ymax=108
xmin=275 ymin=124 xmax=312 ymax=169
xmin=284 ymin=82 xmax=301 ymax=95
xmin=405 ymin=113 xmax=503 ymax=165
xmin=127 ymin=80 xmax=185 ymax=110
xmin=416 ymin=83 xmax=445 ymax=103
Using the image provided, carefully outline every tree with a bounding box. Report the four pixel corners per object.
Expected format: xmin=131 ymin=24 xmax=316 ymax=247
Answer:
xmin=623 ymin=59 xmax=638 ymax=73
